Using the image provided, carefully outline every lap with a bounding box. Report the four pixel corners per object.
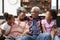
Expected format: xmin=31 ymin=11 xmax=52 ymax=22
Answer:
xmin=16 ymin=35 xmax=34 ymax=40
xmin=55 ymin=35 xmax=60 ymax=40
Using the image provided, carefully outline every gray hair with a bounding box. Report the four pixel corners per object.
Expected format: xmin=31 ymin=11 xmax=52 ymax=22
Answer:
xmin=17 ymin=7 xmax=26 ymax=15
xmin=31 ymin=6 xmax=40 ymax=13
xmin=17 ymin=7 xmax=26 ymax=13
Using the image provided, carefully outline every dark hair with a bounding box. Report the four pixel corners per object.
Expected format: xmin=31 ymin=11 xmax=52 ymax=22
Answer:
xmin=3 ymin=12 xmax=9 ymax=19
xmin=7 ymin=15 xmax=13 ymax=20
xmin=48 ymin=9 xmax=57 ymax=19
xmin=3 ymin=13 xmax=13 ymax=21
xmin=17 ymin=10 xmax=23 ymax=16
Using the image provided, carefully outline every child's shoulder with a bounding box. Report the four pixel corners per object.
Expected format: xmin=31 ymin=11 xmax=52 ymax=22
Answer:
xmin=41 ymin=19 xmax=47 ymax=24
xmin=42 ymin=19 xmax=46 ymax=22
xmin=52 ymin=19 xmax=56 ymax=22
xmin=1 ymin=22 xmax=7 ymax=26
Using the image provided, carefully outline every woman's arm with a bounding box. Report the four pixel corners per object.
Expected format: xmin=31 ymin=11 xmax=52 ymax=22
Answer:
xmin=22 ymin=22 xmax=29 ymax=36
xmin=51 ymin=25 xmax=57 ymax=40
xmin=42 ymin=24 xmax=47 ymax=33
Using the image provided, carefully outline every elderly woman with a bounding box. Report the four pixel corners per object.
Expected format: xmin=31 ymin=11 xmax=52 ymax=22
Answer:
xmin=12 ymin=7 xmax=33 ymax=40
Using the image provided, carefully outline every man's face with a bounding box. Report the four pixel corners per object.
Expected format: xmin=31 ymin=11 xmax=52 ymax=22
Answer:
xmin=31 ymin=11 xmax=38 ymax=18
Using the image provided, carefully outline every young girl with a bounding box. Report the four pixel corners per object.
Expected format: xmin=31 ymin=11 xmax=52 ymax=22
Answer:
xmin=0 ymin=13 xmax=15 ymax=40
xmin=41 ymin=9 xmax=57 ymax=40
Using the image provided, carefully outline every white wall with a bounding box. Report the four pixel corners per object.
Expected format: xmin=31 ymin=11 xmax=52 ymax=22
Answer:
xmin=0 ymin=0 xmax=3 ymax=16
xmin=51 ymin=0 xmax=56 ymax=9
xmin=4 ymin=0 xmax=21 ymax=16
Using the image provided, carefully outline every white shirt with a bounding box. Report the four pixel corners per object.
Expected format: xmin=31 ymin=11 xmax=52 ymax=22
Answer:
xmin=0 ymin=22 xmax=11 ymax=35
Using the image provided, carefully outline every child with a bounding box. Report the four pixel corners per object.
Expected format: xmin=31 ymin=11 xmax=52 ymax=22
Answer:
xmin=0 ymin=13 xmax=15 ymax=40
xmin=41 ymin=9 xmax=57 ymax=40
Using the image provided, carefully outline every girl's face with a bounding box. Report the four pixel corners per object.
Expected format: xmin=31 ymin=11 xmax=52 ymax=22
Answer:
xmin=8 ymin=16 xmax=15 ymax=25
xmin=45 ymin=11 xmax=53 ymax=20
xmin=18 ymin=12 xmax=25 ymax=20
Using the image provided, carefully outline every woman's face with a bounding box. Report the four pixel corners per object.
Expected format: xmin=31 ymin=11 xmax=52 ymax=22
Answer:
xmin=45 ymin=11 xmax=53 ymax=20
xmin=18 ymin=12 xmax=25 ymax=20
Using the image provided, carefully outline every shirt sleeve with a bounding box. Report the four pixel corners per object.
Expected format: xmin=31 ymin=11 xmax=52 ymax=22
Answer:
xmin=54 ymin=20 xmax=56 ymax=26
xmin=41 ymin=19 xmax=45 ymax=25
xmin=0 ymin=23 xmax=6 ymax=30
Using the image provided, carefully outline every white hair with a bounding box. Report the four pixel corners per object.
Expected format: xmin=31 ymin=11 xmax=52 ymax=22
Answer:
xmin=17 ymin=7 xmax=26 ymax=13
xmin=31 ymin=6 xmax=40 ymax=13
